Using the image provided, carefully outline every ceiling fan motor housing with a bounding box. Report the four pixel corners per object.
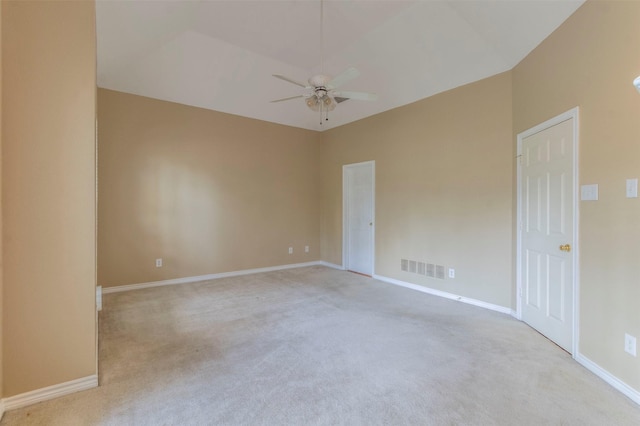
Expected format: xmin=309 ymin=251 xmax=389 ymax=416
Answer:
xmin=314 ymin=88 xmax=328 ymax=98
xmin=309 ymin=74 xmax=332 ymax=88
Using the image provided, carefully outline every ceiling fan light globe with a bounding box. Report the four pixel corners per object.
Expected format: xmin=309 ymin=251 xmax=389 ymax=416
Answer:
xmin=306 ymin=97 xmax=320 ymax=112
xmin=323 ymin=96 xmax=336 ymax=111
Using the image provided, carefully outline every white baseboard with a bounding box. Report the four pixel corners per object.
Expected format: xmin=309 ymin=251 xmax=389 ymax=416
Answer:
xmin=317 ymin=261 xmax=344 ymax=270
xmin=2 ymin=375 xmax=98 ymax=411
xmin=575 ymin=353 xmax=640 ymax=405
xmin=103 ymin=261 xmax=325 ymax=294
xmin=373 ymin=274 xmax=640 ymax=405
xmin=372 ymin=274 xmax=514 ymax=316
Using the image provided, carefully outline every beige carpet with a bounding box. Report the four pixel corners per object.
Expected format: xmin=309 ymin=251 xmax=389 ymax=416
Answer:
xmin=2 ymin=265 xmax=639 ymax=425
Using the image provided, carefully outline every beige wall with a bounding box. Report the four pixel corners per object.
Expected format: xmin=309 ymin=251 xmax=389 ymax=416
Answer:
xmin=513 ymin=0 xmax=640 ymax=391
xmin=321 ymin=73 xmax=514 ymax=308
xmin=2 ymin=1 xmax=97 ymax=396
xmin=0 ymin=0 xmax=3 ymax=406
xmin=1 ymin=0 xmax=628 ymax=405
xmin=97 ymin=89 xmax=321 ymax=287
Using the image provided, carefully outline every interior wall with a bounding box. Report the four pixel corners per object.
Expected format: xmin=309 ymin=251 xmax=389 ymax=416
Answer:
xmin=512 ymin=0 xmax=640 ymax=391
xmin=2 ymin=1 xmax=97 ymax=396
xmin=0 ymin=0 xmax=4 ymax=408
xmin=97 ymin=89 xmax=321 ymax=287
xmin=321 ymin=73 xmax=513 ymax=308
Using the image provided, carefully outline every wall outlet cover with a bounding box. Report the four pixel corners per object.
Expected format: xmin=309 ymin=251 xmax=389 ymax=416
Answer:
xmin=624 ymin=333 xmax=637 ymax=357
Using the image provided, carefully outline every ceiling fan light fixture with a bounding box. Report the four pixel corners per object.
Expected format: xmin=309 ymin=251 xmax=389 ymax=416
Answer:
xmin=306 ymin=97 xmax=320 ymax=112
xmin=323 ymin=95 xmax=336 ymax=111
xmin=634 ymin=75 xmax=640 ymax=93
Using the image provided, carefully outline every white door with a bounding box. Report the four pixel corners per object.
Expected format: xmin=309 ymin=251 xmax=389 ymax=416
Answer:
xmin=519 ymin=113 xmax=576 ymax=353
xmin=343 ymin=161 xmax=374 ymax=275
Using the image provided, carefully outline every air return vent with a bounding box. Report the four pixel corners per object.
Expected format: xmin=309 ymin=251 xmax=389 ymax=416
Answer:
xmin=426 ymin=263 xmax=435 ymax=278
xmin=402 ymin=258 xmax=450 ymax=281
xmin=436 ymin=265 xmax=445 ymax=280
xmin=401 ymin=259 xmax=409 ymax=272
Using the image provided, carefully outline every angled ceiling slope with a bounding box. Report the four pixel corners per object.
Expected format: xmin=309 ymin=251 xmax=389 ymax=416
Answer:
xmin=96 ymin=0 xmax=585 ymax=131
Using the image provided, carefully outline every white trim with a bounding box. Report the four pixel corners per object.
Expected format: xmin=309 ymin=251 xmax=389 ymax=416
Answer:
xmin=317 ymin=261 xmax=344 ymax=270
xmin=373 ymin=274 xmax=514 ymax=316
xmin=96 ymin=285 xmax=102 ymax=311
xmin=516 ymin=107 xmax=580 ymax=355
xmin=2 ymin=375 xmax=98 ymax=411
xmin=343 ymin=160 xmax=376 ymax=275
xmin=575 ymin=353 xmax=640 ymax=405
xmin=103 ymin=261 xmax=324 ymax=294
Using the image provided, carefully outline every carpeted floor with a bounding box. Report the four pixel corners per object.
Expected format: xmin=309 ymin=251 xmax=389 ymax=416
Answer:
xmin=2 ymin=265 xmax=639 ymax=425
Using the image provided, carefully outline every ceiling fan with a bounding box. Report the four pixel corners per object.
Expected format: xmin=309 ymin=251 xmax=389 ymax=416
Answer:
xmin=270 ymin=0 xmax=378 ymax=124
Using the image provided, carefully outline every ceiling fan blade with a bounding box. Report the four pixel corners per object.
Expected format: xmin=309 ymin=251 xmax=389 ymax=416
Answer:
xmin=270 ymin=95 xmax=304 ymax=103
xmin=328 ymin=67 xmax=360 ymax=89
xmin=332 ymin=91 xmax=378 ymax=101
xmin=272 ymin=74 xmax=308 ymax=88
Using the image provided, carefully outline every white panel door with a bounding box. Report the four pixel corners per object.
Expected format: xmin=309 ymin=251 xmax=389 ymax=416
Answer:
xmin=344 ymin=161 xmax=374 ymax=275
xmin=520 ymin=118 xmax=575 ymax=352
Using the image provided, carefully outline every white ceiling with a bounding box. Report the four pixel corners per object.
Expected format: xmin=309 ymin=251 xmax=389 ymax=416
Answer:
xmin=96 ymin=0 xmax=585 ymax=131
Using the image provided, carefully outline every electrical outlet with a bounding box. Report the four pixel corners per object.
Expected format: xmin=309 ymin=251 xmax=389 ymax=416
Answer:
xmin=288 ymin=247 xmax=293 ymax=255
xmin=305 ymin=245 xmax=309 ymax=253
xmin=624 ymin=333 xmax=637 ymax=356
xmin=448 ymin=268 xmax=455 ymax=278
xmin=155 ymin=258 xmax=162 ymax=267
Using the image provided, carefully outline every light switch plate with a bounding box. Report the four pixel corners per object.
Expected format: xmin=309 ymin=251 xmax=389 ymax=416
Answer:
xmin=581 ymin=184 xmax=599 ymax=201
xmin=626 ymin=179 xmax=638 ymax=198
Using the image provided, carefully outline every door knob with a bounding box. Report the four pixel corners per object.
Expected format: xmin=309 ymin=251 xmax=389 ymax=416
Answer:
xmin=559 ymin=244 xmax=571 ymax=252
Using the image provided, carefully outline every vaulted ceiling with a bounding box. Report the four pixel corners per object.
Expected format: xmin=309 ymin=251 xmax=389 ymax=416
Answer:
xmin=96 ymin=0 xmax=585 ymax=131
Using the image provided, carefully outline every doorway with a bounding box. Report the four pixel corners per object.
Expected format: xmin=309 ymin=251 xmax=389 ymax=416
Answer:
xmin=343 ymin=161 xmax=375 ymax=276
xmin=517 ymin=108 xmax=578 ymax=354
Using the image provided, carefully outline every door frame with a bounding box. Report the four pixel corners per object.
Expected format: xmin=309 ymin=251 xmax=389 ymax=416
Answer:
xmin=516 ymin=107 xmax=580 ymax=356
xmin=342 ymin=160 xmax=375 ymax=275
